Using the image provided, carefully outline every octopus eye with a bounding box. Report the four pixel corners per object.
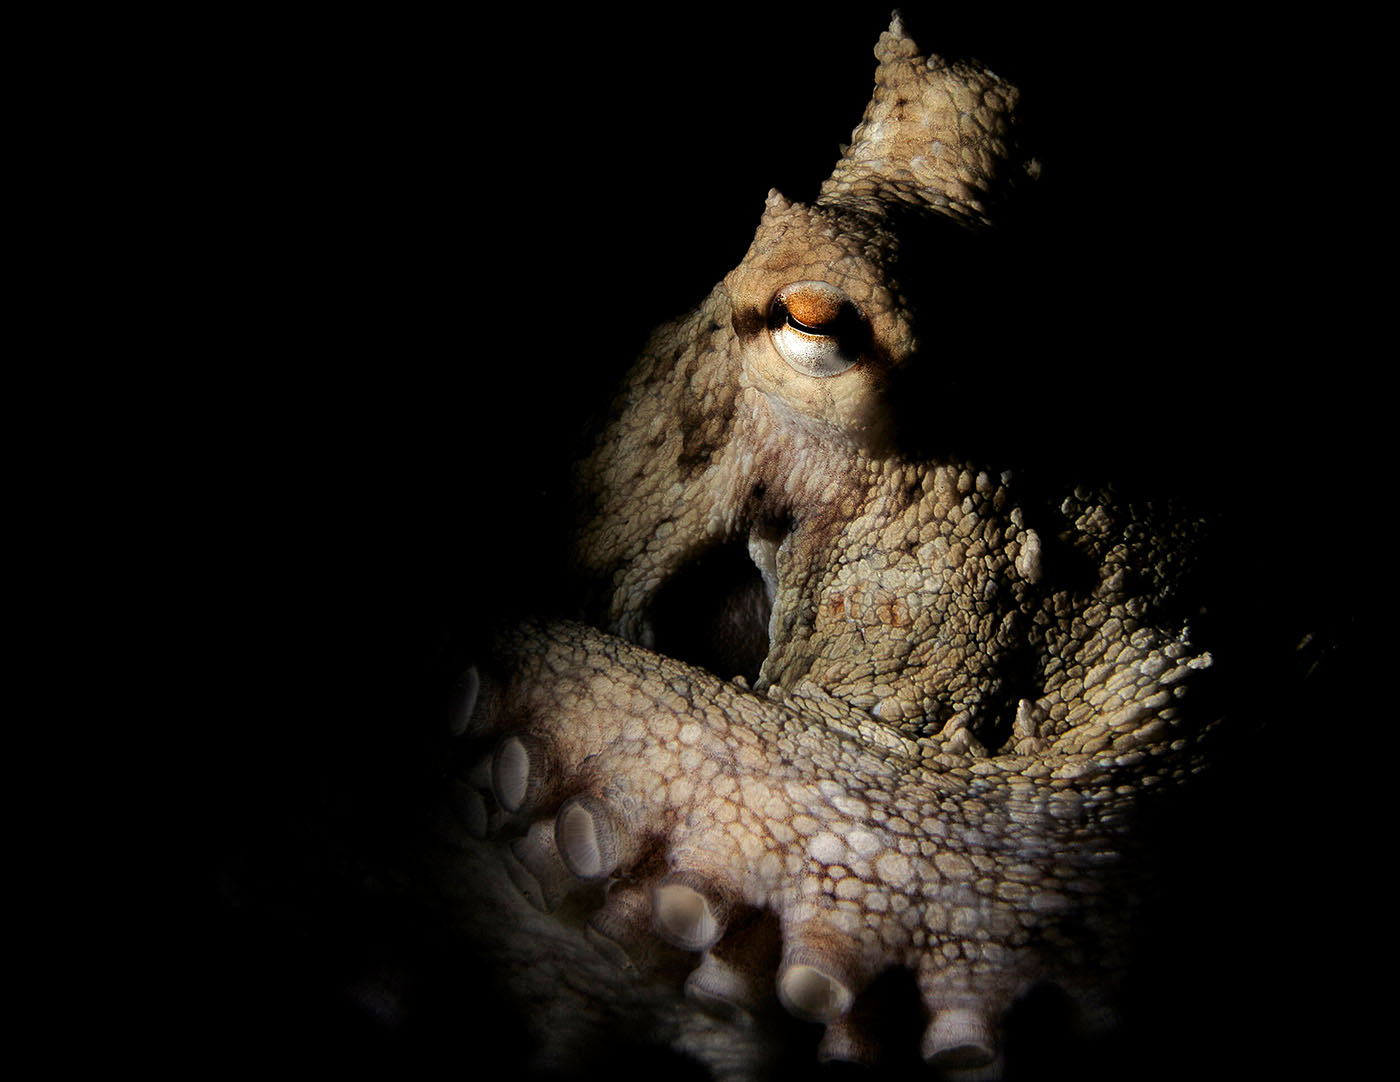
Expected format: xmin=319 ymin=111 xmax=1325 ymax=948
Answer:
xmin=767 ymin=281 xmax=867 ymax=377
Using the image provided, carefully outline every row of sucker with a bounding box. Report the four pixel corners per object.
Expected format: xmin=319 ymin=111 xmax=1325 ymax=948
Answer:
xmin=452 ymin=619 xmax=1171 ymax=1075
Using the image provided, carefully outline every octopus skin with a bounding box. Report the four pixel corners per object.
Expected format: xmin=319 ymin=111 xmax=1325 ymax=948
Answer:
xmin=439 ymin=16 xmax=1299 ymax=1081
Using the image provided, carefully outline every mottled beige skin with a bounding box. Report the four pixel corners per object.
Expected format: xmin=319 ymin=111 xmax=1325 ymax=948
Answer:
xmin=452 ymin=18 xmax=1217 ymax=1080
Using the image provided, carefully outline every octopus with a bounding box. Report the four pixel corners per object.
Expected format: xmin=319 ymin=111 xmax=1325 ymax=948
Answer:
xmin=425 ymin=15 xmax=1326 ymax=1080
xmin=200 ymin=12 xmax=1365 ymax=1081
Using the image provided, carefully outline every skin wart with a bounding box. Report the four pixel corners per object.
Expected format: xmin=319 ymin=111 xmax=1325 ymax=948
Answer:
xmin=446 ymin=17 xmax=1239 ymax=1080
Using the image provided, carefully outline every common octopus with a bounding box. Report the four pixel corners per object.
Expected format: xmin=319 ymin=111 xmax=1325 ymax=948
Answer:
xmin=425 ymin=14 xmax=1332 ymax=1082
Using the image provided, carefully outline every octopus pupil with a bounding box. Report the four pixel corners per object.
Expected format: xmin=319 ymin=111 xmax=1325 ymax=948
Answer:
xmin=786 ymin=312 xmax=829 ymax=336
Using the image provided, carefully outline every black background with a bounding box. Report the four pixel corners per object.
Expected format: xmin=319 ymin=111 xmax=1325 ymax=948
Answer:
xmin=188 ymin=5 xmax=1374 ymax=1079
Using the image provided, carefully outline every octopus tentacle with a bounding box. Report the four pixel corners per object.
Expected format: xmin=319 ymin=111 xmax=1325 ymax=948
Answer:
xmin=460 ymin=618 xmax=1189 ymax=1070
xmin=502 ymin=819 xmax=575 ymax=914
xmin=585 ymin=879 xmax=671 ymax=973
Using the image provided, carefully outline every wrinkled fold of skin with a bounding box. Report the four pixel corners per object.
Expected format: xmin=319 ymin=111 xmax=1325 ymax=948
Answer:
xmin=448 ymin=16 xmax=1231 ymax=1080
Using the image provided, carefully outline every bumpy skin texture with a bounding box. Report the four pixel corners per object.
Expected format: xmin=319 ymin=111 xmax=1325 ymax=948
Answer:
xmin=451 ymin=19 xmax=1222 ymax=1079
